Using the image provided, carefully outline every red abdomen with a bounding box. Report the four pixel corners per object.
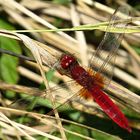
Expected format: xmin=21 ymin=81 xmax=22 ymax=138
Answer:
xmin=90 ymin=86 xmax=131 ymax=132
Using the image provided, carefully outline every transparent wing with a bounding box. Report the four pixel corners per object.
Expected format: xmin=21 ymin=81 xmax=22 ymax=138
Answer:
xmin=9 ymin=80 xmax=83 ymax=113
xmin=89 ymin=6 xmax=129 ymax=88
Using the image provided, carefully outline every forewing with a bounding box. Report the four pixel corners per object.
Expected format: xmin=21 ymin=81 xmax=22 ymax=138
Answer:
xmin=89 ymin=6 xmax=129 ymax=88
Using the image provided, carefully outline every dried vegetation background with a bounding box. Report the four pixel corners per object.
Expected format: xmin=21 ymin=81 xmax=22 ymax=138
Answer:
xmin=0 ymin=0 xmax=140 ymax=140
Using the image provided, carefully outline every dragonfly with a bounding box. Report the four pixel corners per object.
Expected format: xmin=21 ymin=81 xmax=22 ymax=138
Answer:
xmin=10 ymin=6 xmax=131 ymax=132
xmin=49 ymin=6 xmax=131 ymax=132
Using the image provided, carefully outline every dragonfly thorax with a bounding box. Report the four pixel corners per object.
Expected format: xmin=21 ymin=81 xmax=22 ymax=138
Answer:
xmin=70 ymin=65 xmax=95 ymax=90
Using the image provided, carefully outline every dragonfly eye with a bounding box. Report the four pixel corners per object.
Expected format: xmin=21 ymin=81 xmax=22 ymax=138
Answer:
xmin=60 ymin=54 xmax=76 ymax=69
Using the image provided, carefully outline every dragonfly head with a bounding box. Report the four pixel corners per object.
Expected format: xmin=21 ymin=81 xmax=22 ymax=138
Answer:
xmin=60 ymin=54 xmax=77 ymax=69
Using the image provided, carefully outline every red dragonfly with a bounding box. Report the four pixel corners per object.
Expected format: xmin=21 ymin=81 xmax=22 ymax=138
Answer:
xmin=48 ymin=6 xmax=131 ymax=133
xmin=11 ymin=6 xmax=131 ymax=133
